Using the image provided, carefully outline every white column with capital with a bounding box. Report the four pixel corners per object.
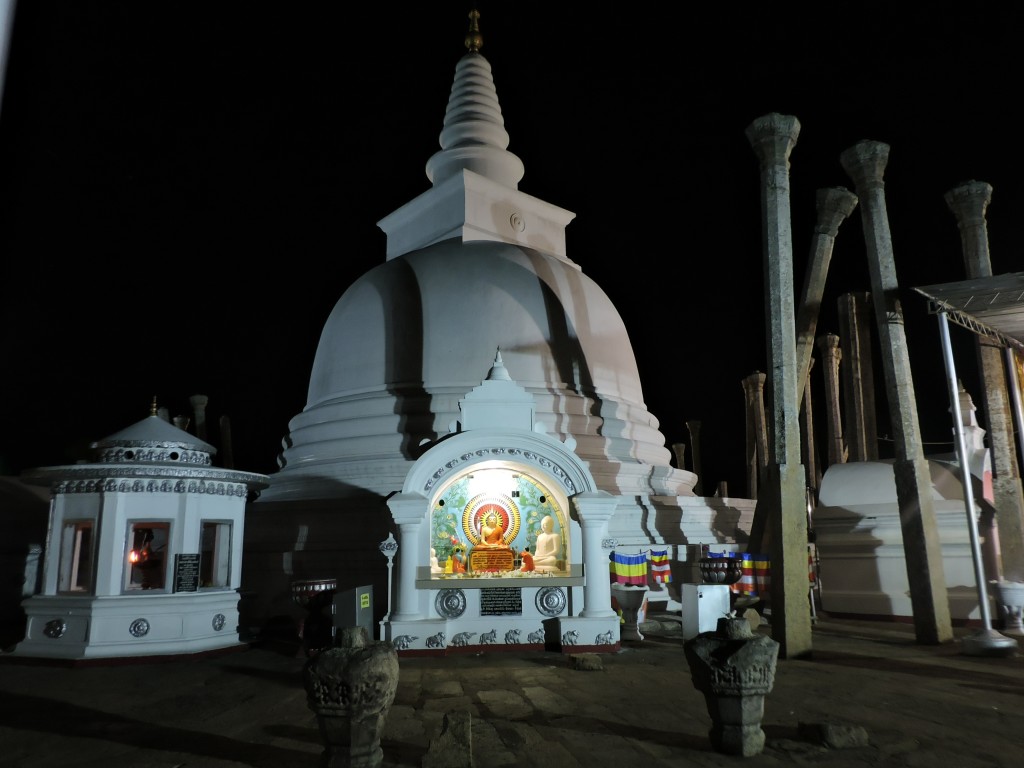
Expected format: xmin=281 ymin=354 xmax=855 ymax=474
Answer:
xmin=573 ymin=492 xmax=620 ymax=618
xmin=385 ymin=492 xmax=429 ymax=621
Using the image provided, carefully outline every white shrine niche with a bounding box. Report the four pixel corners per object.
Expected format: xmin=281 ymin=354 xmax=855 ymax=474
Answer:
xmin=381 ymin=352 xmax=621 ymax=653
xmin=428 ymin=463 xmax=570 ymax=578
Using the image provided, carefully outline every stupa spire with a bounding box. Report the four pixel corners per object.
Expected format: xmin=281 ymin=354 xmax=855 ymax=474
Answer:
xmin=425 ymin=9 xmax=525 ymax=189
xmin=464 ymin=8 xmax=482 ymax=52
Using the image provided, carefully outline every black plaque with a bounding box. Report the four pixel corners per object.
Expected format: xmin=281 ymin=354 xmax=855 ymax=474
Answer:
xmin=480 ymin=587 xmax=522 ymax=616
xmin=174 ymin=553 xmax=201 ymax=593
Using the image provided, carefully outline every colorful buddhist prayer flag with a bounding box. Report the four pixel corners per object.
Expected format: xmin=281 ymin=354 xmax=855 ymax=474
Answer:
xmin=750 ymin=553 xmax=771 ymax=597
xmin=732 ymin=552 xmax=755 ymax=596
xmin=649 ymin=548 xmax=672 ymax=583
xmin=609 ymin=550 xmax=648 ymax=585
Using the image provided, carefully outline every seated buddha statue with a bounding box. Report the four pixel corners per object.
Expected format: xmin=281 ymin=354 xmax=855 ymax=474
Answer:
xmin=532 ymin=515 xmax=562 ymax=572
xmin=480 ymin=512 xmax=506 ymax=547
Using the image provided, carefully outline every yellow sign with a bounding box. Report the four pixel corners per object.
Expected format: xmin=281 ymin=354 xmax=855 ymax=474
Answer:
xmin=360 ymin=593 xmax=370 ymax=608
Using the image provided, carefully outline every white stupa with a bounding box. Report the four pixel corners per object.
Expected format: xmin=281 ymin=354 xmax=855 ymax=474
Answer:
xmin=243 ymin=11 xmax=753 ymax=641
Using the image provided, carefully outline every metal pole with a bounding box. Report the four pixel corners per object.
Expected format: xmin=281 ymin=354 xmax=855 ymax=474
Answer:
xmin=938 ymin=312 xmax=1017 ymax=655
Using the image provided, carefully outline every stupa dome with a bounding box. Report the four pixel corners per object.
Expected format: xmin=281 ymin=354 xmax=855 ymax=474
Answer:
xmin=262 ymin=14 xmax=693 ymax=502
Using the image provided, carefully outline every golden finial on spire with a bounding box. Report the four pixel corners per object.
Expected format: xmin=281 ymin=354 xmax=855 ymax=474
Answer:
xmin=464 ymin=8 xmax=482 ymax=52
xmin=150 ymin=396 xmax=159 ymax=416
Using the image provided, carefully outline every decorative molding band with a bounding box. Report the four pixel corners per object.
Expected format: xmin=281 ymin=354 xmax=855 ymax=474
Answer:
xmin=93 ymin=447 xmax=212 ymax=465
xmin=424 ymin=447 xmax=577 ymax=495
xmin=53 ymin=477 xmax=250 ymax=497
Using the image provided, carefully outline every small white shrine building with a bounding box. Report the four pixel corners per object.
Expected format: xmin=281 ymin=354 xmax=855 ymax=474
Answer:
xmin=13 ymin=404 xmax=269 ymax=660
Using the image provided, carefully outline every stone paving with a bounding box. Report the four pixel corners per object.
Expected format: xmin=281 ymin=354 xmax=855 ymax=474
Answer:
xmin=1 ymin=615 xmax=1023 ymax=767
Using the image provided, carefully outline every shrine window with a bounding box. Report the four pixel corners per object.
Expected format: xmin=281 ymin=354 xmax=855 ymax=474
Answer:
xmin=199 ymin=521 xmax=232 ymax=588
xmin=58 ymin=520 xmax=95 ymax=593
xmin=125 ymin=522 xmax=170 ymax=592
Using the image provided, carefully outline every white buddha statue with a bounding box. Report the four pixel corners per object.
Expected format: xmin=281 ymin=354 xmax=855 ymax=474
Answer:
xmin=533 ymin=515 xmax=562 ymax=572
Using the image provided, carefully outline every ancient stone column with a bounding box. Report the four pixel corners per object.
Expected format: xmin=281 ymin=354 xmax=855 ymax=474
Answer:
xmin=671 ymin=442 xmax=687 ymax=473
xmin=189 ymin=394 xmax=209 ymax=442
xmin=795 ymin=187 xmax=858 ymax=406
xmin=746 ymin=112 xmax=811 ymax=659
xmin=838 ymin=292 xmax=879 ymax=460
xmin=956 ymin=382 xmax=1001 ymax=583
xmin=800 ymin=357 xmax=820 ymax=492
xmin=687 ymin=420 xmax=703 ymax=495
xmin=946 ymin=180 xmax=1024 ymax=583
xmin=742 ymin=372 xmax=768 ymax=499
xmin=841 ymin=140 xmax=953 ymax=644
xmin=817 ymin=334 xmax=846 ymax=467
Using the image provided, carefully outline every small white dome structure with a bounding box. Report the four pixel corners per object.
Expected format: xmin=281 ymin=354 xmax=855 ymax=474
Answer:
xmin=14 ymin=402 xmax=269 ymax=660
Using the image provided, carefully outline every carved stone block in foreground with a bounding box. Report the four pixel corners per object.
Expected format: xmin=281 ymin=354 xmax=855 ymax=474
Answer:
xmin=303 ymin=626 xmax=400 ymax=768
xmin=684 ymin=616 xmax=779 ymax=756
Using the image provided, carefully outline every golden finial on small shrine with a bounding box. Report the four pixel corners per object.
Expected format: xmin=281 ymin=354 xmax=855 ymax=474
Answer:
xmin=464 ymin=8 xmax=482 ymax=52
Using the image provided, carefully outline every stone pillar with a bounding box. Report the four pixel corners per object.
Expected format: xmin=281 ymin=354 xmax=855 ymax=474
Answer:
xmin=385 ymin=492 xmax=428 ymax=621
xmin=838 ymin=292 xmax=879 ymax=460
xmin=841 ymin=140 xmax=953 ymax=644
xmin=189 ymin=394 xmax=209 ymax=442
xmin=746 ymin=112 xmax=811 ymax=659
xmin=946 ymin=180 xmax=1024 ymax=583
xmin=742 ymin=372 xmax=768 ymax=499
xmin=795 ymin=187 xmax=859 ymax=406
xmin=671 ymin=442 xmax=687 ymax=473
xmin=957 ymin=383 xmax=1001 ymax=583
xmin=800 ymin=357 xmax=820 ymax=492
xmin=817 ymin=334 xmax=846 ymax=466
xmin=572 ymin=492 xmax=619 ymax=618
xmin=687 ymin=420 xmax=703 ymax=496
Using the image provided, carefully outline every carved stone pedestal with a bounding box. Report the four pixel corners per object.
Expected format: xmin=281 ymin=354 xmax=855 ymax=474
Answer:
xmin=992 ymin=580 xmax=1024 ymax=635
xmin=684 ymin=615 xmax=779 ymax=756
xmin=303 ymin=626 xmax=400 ymax=768
xmin=611 ymin=583 xmax=649 ymax=641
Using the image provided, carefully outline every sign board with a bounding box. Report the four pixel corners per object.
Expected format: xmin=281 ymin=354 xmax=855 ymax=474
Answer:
xmin=481 ymin=587 xmax=522 ymax=616
xmin=173 ymin=553 xmax=201 ymax=593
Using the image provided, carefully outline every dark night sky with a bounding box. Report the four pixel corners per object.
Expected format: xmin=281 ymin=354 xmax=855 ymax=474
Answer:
xmin=1 ymin=2 xmax=1021 ymax=493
